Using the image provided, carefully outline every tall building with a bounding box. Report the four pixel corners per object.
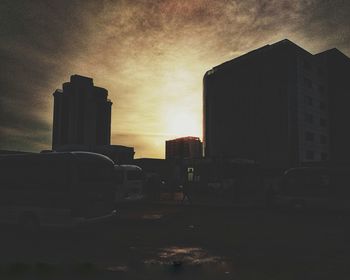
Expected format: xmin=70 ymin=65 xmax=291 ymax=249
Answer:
xmin=203 ymin=39 xmax=350 ymax=168
xmin=51 ymin=74 xmax=135 ymax=164
xmin=52 ymin=74 xmax=112 ymax=149
xmin=315 ymin=49 xmax=350 ymax=164
xmin=166 ymin=136 xmax=203 ymax=160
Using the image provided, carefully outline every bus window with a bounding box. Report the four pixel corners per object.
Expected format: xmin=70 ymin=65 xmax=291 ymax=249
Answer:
xmin=114 ymin=165 xmax=143 ymax=202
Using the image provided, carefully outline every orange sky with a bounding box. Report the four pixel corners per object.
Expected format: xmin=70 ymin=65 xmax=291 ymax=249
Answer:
xmin=1 ymin=0 xmax=350 ymax=158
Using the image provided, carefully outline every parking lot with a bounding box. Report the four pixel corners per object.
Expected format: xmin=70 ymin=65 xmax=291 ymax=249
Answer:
xmin=0 ymin=202 xmax=350 ymax=279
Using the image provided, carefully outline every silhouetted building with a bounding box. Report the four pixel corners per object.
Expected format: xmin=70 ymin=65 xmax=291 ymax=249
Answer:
xmin=52 ymin=75 xmax=112 ymax=149
xmin=51 ymin=74 xmax=134 ymax=164
xmin=315 ymin=49 xmax=350 ymax=164
xmin=204 ymin=39 xmax=350 ymax=168
xmin=166 ymin=136 xmax=203 ymax=160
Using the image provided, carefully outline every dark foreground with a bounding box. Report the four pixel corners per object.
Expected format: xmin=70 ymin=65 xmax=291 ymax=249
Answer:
xmin=0 ymin=203 xmax=349 ymax=279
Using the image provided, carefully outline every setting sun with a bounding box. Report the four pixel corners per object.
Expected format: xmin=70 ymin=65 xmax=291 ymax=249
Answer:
xmin=165 ymin=109 xmax=201 ymax=138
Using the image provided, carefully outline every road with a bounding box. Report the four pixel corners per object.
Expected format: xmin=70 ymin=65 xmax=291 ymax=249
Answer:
xmin=0 ymin=203 xmax=349 ymax=279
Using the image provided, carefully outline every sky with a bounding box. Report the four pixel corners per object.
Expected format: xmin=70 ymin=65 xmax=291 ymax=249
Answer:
xmin=1 ymin=0 xmax=350 ymax=158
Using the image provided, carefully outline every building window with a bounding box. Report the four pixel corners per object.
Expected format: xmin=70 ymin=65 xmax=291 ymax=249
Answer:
xmin=321 ymin=153 xmax=328 ymax=160
xmin=306 ymin=150 xmax=314 ymax=160
xmin=303 ymin=77 xmax=313 ymax=89
xmin=304 ymin=113 xmax=313 ymax=123
xmin=305 ymin=131 xmax=314 ymax=142
xmin=320 ymin=101 xmax=326 ymax=110
xmin=320 ymin=135 xmax=327 ymax=144
xmin=320 ymin=118 xmax=327 ymax=127
xmin=304 ymin=96 xmax=313 ymax=106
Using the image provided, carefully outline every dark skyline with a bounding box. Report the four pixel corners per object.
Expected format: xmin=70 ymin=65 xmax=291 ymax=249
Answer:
xmin=1 ymin=0 xmax=350 ymax=158
xmin=203 ymin=39 xmax=350 ymax=168
xmin=52 ymin=75 xmax=112 ymax=149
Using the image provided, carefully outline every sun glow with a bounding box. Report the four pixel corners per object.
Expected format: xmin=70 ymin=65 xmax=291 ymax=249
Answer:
xmin=158 ymin=63 xmax=203 ymax=141
xmin=164 ymin=108 xmax=201 ymax=138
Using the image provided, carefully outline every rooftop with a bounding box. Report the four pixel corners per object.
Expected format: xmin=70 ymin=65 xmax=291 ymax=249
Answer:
xmin=166 ymin=136 xmax=202 ymax=142
xmin=205 ymin=39 xmax=349 ymax=75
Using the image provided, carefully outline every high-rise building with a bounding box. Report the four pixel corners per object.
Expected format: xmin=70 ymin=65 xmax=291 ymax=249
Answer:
xmin=315 ymin=49 xmax=350 ymax=164
xmin=166 ymin=136 xmax=203 ymax=160
xmin=203 ymin=39 xmax=350 ymax=168
xmin=52 ymin=75 xmax=112 ymax=149
xmin=51 ymin=75 xmax=134 ymax=164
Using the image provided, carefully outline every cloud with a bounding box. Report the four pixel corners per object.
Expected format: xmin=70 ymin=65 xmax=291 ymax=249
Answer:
xmin=1 ymin=0 xmax=349 ymax=157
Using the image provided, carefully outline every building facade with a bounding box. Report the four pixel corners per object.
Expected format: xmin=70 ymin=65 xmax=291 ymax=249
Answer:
xmin=315 ymin=49 xmax=350 ymax=164
xmin=165 ymin=136 xmax=203 ymax=159
xmin=52 ymin=75 xmax=112 ymax=149
xmin=165 ymin=136 xmax=203 ymax=160
xmin=51 ymin=74 xmax=135 ymax=164
xmin=203 ymin=39 xmax=350 ymax=168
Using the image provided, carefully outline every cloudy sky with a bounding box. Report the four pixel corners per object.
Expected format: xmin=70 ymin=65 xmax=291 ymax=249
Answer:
xmin=1 ymin=0 xmax=349 ymax=158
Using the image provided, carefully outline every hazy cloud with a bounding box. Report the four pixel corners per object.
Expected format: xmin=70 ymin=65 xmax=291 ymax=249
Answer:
xmin=1 ymin=0 xmax=349 ymax=157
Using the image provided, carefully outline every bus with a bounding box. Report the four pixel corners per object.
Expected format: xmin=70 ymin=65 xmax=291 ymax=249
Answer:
xmin=272 ymin=166 xmax=350 ymax=211
xmin=0 ymin=152 xmax=117 ymax=229
xmin=114 ymin=165 xmax=144 ymax=201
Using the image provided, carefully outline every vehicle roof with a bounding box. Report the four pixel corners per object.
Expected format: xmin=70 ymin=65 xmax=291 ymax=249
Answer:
xmin=114 ymin=164 xmax=142 ymax=171
xmin=72 ymin=151 xmax=115 ymax=165
xmin=284 ymin=166 xmax=328 ymax=175
xmin=0 ymin=151 xmax=114 ymax=166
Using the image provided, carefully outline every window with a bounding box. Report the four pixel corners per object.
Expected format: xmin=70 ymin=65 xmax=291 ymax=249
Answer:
xmin=304 ymin=113 xmax=313 ymax=123
xmin=320 ymin=118 xmax=327 ymax=127
xmin=305 ymin=131 xmax=314 ymax=142
xmin=304 ymin=96 xmax=313 ymax=106
xmin=320 ymin=135 xmax=327 ymax=144
xmin=306 ymin=150 xmax=314 ymax=160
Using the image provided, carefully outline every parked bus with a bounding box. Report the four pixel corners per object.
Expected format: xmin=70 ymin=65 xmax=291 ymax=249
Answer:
xmin=114 ymin=165 xmax=144 ymax=201
xmin=0 ymin=152 xmax=117 ymax=229
xmin=272 ymin=166 xmax=350 ymax=211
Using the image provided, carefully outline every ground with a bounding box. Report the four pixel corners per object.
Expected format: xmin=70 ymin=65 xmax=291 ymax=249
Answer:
xmin=0 ymin=202 xmax=349 ymax=279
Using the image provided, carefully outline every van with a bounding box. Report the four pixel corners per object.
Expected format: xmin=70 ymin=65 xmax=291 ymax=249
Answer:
xmin=114 ymin=165 xmax=144 ymax=201
xmin=272 ymin=166 xmax=350 ymax=211
xmin=0 ymin=152 xmax=117 ymax=228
